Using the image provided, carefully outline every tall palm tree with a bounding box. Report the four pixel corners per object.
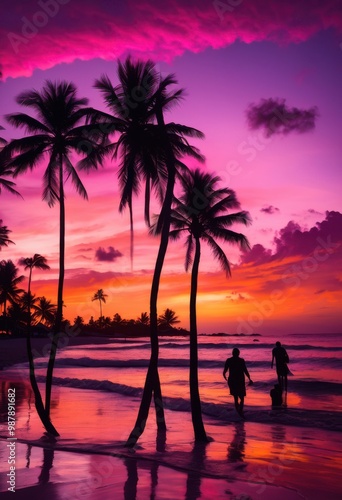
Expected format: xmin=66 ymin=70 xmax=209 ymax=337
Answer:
xmin=91 ymin=57 xmax=204 ymax=445
xmin=3 ymin=81 xmax=107 ymax=432
xmin=91 ymin=289 xmax=108 ymax=323
xmin=0 ymin=220 xmax=14 ymax=250
xmin=169 ymin=169 xmax=251 ymax=441
xmin=158 ymin=308 xmax=180 ymax=329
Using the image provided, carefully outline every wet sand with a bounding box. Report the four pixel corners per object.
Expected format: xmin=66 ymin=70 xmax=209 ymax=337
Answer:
xmin=1 ymin=372 xmax=341 ymax=500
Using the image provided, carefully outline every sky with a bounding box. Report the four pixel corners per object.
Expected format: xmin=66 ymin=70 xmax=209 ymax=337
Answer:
xmin=0 ymin=0 xmax=341 ymax=335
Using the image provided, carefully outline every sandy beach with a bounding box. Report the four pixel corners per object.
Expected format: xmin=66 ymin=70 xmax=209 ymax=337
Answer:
xmin=1 ymin=336 xmax=342 ymax=499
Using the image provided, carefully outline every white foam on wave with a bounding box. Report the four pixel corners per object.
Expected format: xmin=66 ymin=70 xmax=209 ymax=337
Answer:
xmin=35 ymin=375 xmax=342 ymax=432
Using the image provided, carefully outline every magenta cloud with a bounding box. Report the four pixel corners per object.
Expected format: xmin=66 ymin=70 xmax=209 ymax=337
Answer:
xmin=1 ymin=0 xmax=342 ymax=78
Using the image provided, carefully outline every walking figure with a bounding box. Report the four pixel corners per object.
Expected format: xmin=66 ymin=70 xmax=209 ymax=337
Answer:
xmin=271 ymin=341 xmax=290 ymax=392
xmin=223 ymin=348 xmax=253 ymax=418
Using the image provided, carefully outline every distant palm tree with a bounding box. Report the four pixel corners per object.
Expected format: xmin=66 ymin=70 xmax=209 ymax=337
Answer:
xmin=158 ymin=308 xmax=180 ymax=329
xmin=4 ymin=80 xmax=107 ymax=431
xmin=0 ymin=260 xmax=24 ymax=318
xmin=0 ymin=220 xmax=14 ymax=250
xmin=34 ymin=297 xmax=57 ymax=327
xmin=112 ymin=312 xmax=123 ymax=324
xmin=91 ymin=289 xmax=108 ymax=323
xmin=18 ymin=254 xmax=50 ymax=298
xmin=18 ymin=254 xmax=56 ymax=435
xmin=136 ymin=312 xmax=149 ymax=325
xmin=169 ymin=169 xmax=251 ymax=441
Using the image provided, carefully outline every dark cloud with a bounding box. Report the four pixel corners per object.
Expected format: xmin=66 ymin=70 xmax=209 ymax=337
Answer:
xmin=95 ymin=246 xmax=123 ymax=262
xmin=240 ymin=243 xmax=272 ymax=265
xmin=260 ymin=205 xmax=280 ymax=215
xmin=241 ymin=211 xmax=342 ymax=265
xmin=246 ymin=98 xmax=318 ymax=137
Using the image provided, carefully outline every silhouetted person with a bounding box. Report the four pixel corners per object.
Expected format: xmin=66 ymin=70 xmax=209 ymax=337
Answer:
xmin=270 ymin=383 xmax=283 ymax=407
xmin=223 ymin=348 xmax=253 ymax=418
xmin=271 ymin=341 xmax=289 ymax=392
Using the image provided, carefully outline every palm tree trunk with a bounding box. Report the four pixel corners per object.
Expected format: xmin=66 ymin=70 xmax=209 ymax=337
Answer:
xmin=189 ymin=238 xmax=207 ymax=441
xmin=27 ymin=332 xmax=60 ymax=435
xmin=129 ymin=197 xmax=134 ymax=271
xmin=26 ymin=269 xmax=59 ymax=436
xmin=45 ymin=160 xmax=65 ymax=417
xmin=125 ymin=106 xmax=174 ymax=447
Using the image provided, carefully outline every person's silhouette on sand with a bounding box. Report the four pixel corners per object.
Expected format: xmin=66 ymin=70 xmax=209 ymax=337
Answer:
xmin=223 ymin=348 xmax=253 ymax=418
xmin=270 ymin=383 xmax=283 ymax=407
xmin=271 ymin=341 xmax=290 ymax=392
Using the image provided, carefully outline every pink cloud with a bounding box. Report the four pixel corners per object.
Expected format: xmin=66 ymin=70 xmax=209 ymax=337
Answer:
xmin=1 ymin=0 xmax=342 ymax=78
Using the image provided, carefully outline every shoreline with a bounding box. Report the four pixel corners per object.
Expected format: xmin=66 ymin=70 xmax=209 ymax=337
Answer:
xmin=0 ymin=382 xmax=341 ymax=499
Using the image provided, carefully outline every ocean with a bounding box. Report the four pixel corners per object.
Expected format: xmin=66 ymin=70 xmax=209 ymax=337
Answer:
xmin=29 ymin=331 xmax=342 ymax=432
xmin=1 ymin=332 xmax=342 ymax=499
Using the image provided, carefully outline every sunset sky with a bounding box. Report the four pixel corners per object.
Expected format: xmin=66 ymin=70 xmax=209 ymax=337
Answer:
xmin=0 ymin=0 xmax=341 ymax=334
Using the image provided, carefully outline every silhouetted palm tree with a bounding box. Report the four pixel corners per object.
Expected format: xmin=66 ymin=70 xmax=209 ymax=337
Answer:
xmin=91 ymin=289 xmax=108 ymax=323
xmin=0 ymin=220 xmax=14 ymax=250
xmin=0 ymin=260 xmax=24 ymax=317
xmin=0 ymin=128 xmax=21 ymax=197
xmin=169 ymin=169 xmax=251 ymax=441
xmin=34 ymin=296 xmax=57 ymax=327
xmin=120 ymin=59 xmax=204 ymax=447
xmin=136 ymin=312 xmax=149 ymax=325
xmin=4 ymin=81 xmax=107 ymax=431
xmin=158 ymin=308 xmax=180 ymax=329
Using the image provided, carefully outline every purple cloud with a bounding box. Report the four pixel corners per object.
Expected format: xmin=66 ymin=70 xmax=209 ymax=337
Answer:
xmin=95 ymin=246 xmax=123 ymax=262
xmin=260 ymin=205 xmax=280 ymax=215
xmin=246 ymin=98 xmax=319 ymax=137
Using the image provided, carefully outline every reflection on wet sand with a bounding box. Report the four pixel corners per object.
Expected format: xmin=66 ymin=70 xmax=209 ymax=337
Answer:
xmin=227 ymin=421 xmax=246 ymax=464
xmin=185 ymin=441 xmax=208 ymax=500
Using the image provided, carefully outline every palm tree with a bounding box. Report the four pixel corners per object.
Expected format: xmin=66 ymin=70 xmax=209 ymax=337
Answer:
xmin=91 ymin=57 xmax=204 ymax=445
xmin=0 ymin=127 xmax=21 ymax=197
xmin=158 ymin=308 xmax=180 ymax=329
xmin=169 ymin=169 xmax=251 ymax=441
xmin=17 ymin=255 xmax=56 ymax=435
xmin=34 ymin=296 xmax=57 ymax=327
xmin=0 ymin=260 xmax=24 ymax=318
xmin=0 ymin=220 xmax=14 ymax=250
xmin=4 ymin=81 xmax=107 ymax=431
xmin=91 ymin=289 xmax=108 ymax=324
xmin=18 ymin=254 xmax=50 ymax=296
xmin=136 ymin=312 xmax=149 ymax=325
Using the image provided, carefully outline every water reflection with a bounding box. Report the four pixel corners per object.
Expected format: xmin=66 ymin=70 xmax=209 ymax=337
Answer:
xmin=185 ymin=441 xmax=208 ymax=500
xmin=227 ymin=422 xmax=246 ymax=463
xmin=38 ymin=447 xmax=55 ymax=484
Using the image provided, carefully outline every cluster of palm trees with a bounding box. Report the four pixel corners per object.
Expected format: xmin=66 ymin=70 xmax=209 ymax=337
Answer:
xmin=89 ymin=296 xmax=180 ymax=331
xmin=0 ymin=57 xmax=250 ymax=444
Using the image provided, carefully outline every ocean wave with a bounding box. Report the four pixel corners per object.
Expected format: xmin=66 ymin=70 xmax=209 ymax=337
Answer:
xmin=34 ymin=356 xmax=342 ymax=371
xmin=34 ymin=374 xmax=342 ymax=432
